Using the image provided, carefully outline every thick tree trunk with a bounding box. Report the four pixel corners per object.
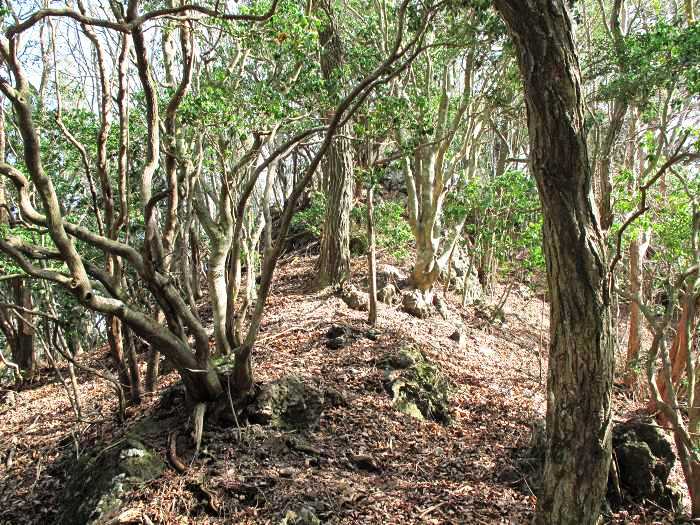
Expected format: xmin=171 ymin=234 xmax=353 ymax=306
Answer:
xmin=494 ymin=2 xmax=614 ymax=524
xmin=317 ymin=133 xmax=353 ymax=287
xmin=316 ymin=7 xmax=353 ymax=288
xmin=411 ymin=246 xmax=440 ymax=292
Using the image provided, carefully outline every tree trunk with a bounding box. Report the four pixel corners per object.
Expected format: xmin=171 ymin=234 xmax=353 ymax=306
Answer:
xmin=656 ymin=293 xmax=695 ymax=408
xmin=494 ymin=3 xmax=614 ymax=524
xmin=123 ymin=325 xmax=143 ymax=404
xmin=367 ymin=183 xmax=377 ymax=326
xmin=316 ymin=6 xmax=353 ymax=288
xmin=107 ymin=315 xmax=132 ymax=399
xmin=190 ymin=226 xmax=203 ymax=300
xmin=11 ymin=278 xmax=35 ymax=377
xmin=625 ymin=231 xmax=649 ymax=387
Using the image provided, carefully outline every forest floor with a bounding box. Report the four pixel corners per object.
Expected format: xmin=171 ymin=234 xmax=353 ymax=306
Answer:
xmin=0 ymin=254 xmax=686 ymax=524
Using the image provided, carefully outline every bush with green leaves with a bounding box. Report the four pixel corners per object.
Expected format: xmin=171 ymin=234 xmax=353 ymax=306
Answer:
xmin=290 ymin=190 xmax=413 ymax=260
xmin=291 ymin=191 xmax=327 ymax=237
xmin=352 ymin=200 xmax=414 ymax=261
xmin=444 ymin=169 xmax=544 ymax=274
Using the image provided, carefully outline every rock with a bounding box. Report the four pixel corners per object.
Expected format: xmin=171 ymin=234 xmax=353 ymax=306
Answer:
xmin=58 ymin=437 xmax=165 ymax=525
xmin=402 ymin=289 xmax=432 ymax=318
xmin=247 ymin=377 xmax=324 ymax=430
xmin=340 ymin=284 xmax=369 ymax=311
xmin=433 ymin=293 xmax=449 ymax=319
xmin=381 ymin=346 xmax=451 ymax=423
xmin=324 ymin=324 xmax=359 ymax=349
xmin=287 ymin=436 xmax=322 ymax=456
xmin=325 ymin=337 xmax=347 ymax=350
xmin=261 ymin=435 xmax=289 ymax=456
xmin=326 ymin=325 xmax=349 ymax=339
xmin=364 ymin=329 xmax=381 ymax=341
xmin=381 ymin=168 xmax=405 ymax=193
xmin=349 ymin=452 xmax=381 ymax=473
xmin=349 ymin=235 xmax=368 ymax=255
xmin=2 ymin=390 xmax=17 ymax=406
xmin=324 ymin=387 xmax=348 ymax=407
xmin=611 ymin=418 xmax=680 ymax=508
xmin=439 ymin=251 xmax=481 ymax=304
xmin=449 ymin=330 xmax=466 ymax=349
xmin=377 ymin=283 xmax=401 ymax=305
xmin=280 ymin=507 xmax=321 ymax=525
xmin=376 ymin=265 xmax=408 ymax=289
xmin=158 ymin=384 xmax=185 ymax=411
xmin=380 ymin=345 xmax=422 ymax=370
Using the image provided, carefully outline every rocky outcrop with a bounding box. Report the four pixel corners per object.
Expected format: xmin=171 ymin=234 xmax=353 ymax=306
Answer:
xmin=401 ymin=289 xmax=432 ymax=318
xmin=509 ymin=417 xmax=682 ymax=512
xmin=247 ymin=376 xmax=324 ymax=431
xmin=381 ymin=346 xmax=451 ymax=424
xmin=377 ymin=283 xmax=401 ymax=305
xmin=376 ymin=265 xmax=408 ymax=289
xmin=440 ymin=249 xmax=481 ymax=304
xmin=340 ymin=284 xmax=369 ymax=311
xmin=610 ymin=418 xmax=681 ymax=508
xmin=58 ymin=436 xmax=166 ymax=525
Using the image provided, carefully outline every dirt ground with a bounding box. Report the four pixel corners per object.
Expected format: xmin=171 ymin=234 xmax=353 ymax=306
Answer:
xmin=0 ymin=254 xmax=686 ymax=524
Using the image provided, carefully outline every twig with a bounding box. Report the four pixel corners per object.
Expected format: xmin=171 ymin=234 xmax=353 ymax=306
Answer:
xmin=418 ymin=501 xmax=446 ymax=518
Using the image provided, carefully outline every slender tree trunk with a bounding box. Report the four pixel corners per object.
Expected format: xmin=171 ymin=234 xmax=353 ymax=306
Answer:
xmin=11 ymin=278 xmax=35 ymax=377
xmin=367 ymin=183 xmax=377 ymax=325
xmin=123 ymin=325 xmax=143 ymax=404
xmin=190 ymin=226 xmax=203 ymax=300
xmin=107 ymin=315 xmax=132 ymax=399
xmin=494 ymin=3 xmax=614 ymax=524
xmin=686 ymin=0 xmax=696 ymax=23
xmin=656 ymin=294 xmax=695 ymax=408
xmin=625 ymin=231 xmax=649 ymax=386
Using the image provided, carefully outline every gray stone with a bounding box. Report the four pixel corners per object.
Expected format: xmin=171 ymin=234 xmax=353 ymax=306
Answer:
xmin=280 ymin=507 xmax=321 ymax=525
xmin=340 ymin=284 xmax=369 ymax=311
xmin=377 ymin=283 xmax=401 ymax=305
xmin=376 ymin=265 xmax=408 ymax=289
xmin=381 ymin=346 xmax=451 ymax=423
xmin=58 ymin=437 xmax=165 ymax=525
xmin=402 ymin=289 xmax=432 ymax=318
xmin=449 ymin=330 xmax=466 ymax=349
xmin=247 ymin=376 xmax=324 ymax=430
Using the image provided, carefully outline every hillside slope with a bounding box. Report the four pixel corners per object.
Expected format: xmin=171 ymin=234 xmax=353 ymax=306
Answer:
xmin=0 ymin=255 xmax=667 ymax=524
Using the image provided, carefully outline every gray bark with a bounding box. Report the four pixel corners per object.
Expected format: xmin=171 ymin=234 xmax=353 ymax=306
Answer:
xmin=493 ymin=2 xmax=614 ymax=524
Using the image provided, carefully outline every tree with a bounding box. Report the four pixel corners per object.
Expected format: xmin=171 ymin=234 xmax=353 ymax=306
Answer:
xmin=316 ymin=0 xmax=355 ymax=288
xmin=493 ymin=2 xmax=614 ymax=524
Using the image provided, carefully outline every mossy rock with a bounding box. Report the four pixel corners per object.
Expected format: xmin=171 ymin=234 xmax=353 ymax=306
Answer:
xmin=349 ymin=234 xmax=368 ymax=256
xmin=246 ymin=376 xmax=324 ymax=431
xmin=280 ymin=507 xmax=321 ymax=525
xmin=382 ymin=346 xmax=451 ymax=424
xmin=57 ymin=436 xmax=165 ymax=525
